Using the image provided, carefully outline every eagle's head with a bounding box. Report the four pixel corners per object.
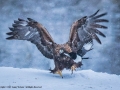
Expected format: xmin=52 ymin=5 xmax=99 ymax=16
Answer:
xmin=54 ymin=43 xmax=77 ymax=59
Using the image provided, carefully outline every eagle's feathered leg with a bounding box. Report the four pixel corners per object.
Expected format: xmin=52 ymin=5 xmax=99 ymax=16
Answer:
xmin=71 ymin=64 xmax=77 ymax=74
xmin=54 ymin=59 xmax=63 ymax=78
xmin=49 ymin=52 xmax=83 ymax=77
xmin=49 ymin=58 xmax=63 ymax=78
xmin=55 ymin=70 xmax=63 ymax=78
xmin=71 ymin=62 xmax=83 ymax=74
xmin=49 ymin=68 xmax=63 ymax=78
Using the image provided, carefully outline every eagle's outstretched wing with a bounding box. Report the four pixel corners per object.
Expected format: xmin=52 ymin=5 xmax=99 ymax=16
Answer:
xmin=6 ymin=18 xmax=54 ymax=59
xmin=68 ymin=10 xmax=108 ymax=57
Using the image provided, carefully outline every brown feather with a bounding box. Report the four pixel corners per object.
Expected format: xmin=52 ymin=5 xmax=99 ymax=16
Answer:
xmin=91 ymin=24 xmax=108 ymax=29
xmin=12 ymin=24 xmax=22 ymax=27
xmin=36 ymin=23 xmax=54 ymax=43
xmin=92 ymin=34 xmax=101 ymax=44
xmin=6 ymin=36 xmax=14 ymax=40
xmin=94 ymin=19 xmax=109 ymax=23
xmin=9 ymin=27 xmax=14 ymax=31
xmin=88 ymin=28 xmax=106 ymax=37
xmin=89 ymin=9 xmax=100 ymax=18
xmin=6 ymin=32 xmax=13 ymax=35
xmin=93 ymin=12 xmax=107 ymax=19
xmin=14 ymin=20 xmax=24 ymax=24
xmin=69 ymin=21 xmax=78 ymax=42
xmin=18 ymin=18 xmax=25 ymax=21
xmin=27 ymin=18 xmax=33 ymax=21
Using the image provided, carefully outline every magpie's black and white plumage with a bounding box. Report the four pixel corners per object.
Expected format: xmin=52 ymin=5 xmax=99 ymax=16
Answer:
xmin=6 ymin=10 xmax=108 ymax=77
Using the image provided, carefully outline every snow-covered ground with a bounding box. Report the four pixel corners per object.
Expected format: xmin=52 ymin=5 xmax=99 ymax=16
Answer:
xmin=0 ymin=67 xmax=120 ymax=90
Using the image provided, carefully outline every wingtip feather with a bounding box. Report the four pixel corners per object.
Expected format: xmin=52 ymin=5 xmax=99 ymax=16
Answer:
xmin=6 ymin=32 xmax=13 ymax=35
xmin=89 ymin=9 xmax=100 ymax=18
xmin=6 ymin=36 xmax=14 ymax=40
xmin=18 ymin=18 xmax=25 ymax=21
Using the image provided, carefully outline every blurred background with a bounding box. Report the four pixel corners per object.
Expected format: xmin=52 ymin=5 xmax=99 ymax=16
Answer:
xmin=0 ymin=0 xmax=120 ymax=74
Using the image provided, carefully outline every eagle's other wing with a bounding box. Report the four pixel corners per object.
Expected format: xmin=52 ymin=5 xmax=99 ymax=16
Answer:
xmin=6 ymin=18 xmax=54 ymax=59
xmin=68 ymin=10 xmax=108 ymax=57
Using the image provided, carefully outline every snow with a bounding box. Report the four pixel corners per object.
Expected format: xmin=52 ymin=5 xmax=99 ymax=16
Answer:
xmin=0 ymin=67 xmax=120 ymax=90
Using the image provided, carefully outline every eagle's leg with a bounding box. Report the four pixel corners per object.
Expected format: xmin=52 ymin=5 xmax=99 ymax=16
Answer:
xmin=71 ymin=62 xmax=83 ymax=74
xmin=55 ymin=69 xmax=63 ymax=78
xmin=71 ymin=64 xmax=77 ymax=74
xmin=49 ymin=68 xmax=63 ymax=78
xmin=49 ymin=59 xmax=63 ymax=78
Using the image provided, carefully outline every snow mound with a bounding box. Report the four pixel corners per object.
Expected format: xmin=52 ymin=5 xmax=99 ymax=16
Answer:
xmin=0 ymin=67 xmax=119 ymax=90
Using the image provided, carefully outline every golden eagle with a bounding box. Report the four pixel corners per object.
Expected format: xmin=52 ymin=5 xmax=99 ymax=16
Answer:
xmin=6 ymin=10 xmax=108 ymax=78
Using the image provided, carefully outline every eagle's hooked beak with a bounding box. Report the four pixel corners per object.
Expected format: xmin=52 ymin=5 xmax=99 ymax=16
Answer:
xmin=71 ymin=64 xmax=77 ymax=74
xmin=55 ymin=70 xmax=63 ymax=78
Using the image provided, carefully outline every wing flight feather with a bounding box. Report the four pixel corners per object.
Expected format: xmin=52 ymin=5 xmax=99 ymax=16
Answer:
xmin=6 ymin=18 xmax=54 ymax=59
xmin=68 ymin=10 xmax=108 ymax=57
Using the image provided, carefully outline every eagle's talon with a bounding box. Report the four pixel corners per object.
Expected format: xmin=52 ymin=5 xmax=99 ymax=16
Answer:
xmin=55 ymin=70 xmax=63 ymax=78
xmin=49 ymin=69 xmax=63 ymax=78
xmin=49 ymin=68 xmax=55 ymax=73
xmin=71 ymin=64 xmax=77 ymax=74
